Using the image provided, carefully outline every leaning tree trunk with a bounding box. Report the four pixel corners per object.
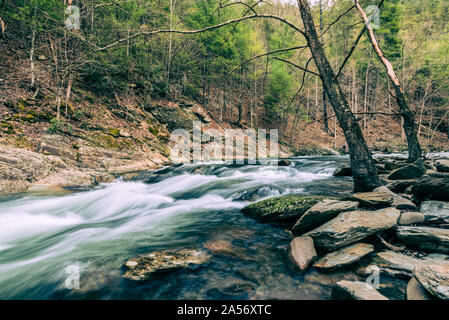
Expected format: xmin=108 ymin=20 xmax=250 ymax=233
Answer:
xmin=297 ymin=0 xmax=381 ymax=192
xmin=355 ymin=0 xmax=422 ymax=163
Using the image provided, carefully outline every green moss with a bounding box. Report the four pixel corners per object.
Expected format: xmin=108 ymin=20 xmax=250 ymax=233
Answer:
xmin=241 ymin=195 xmax=329 ymax=223
xmin=106 ymin=128 xmax=120 ymax=138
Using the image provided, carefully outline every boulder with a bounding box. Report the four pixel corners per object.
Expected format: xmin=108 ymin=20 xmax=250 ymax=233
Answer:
xmin=411 ymin=177 xmax=449 ymax=201
xmin=414 ymin=265 xmax=449 ymax=300
xmin=287 ymin=236 xmax=317 ymax=272
xmin=291 ymin=199 xmax=359 ymax=235
xmin=398 ymin=212 xmax=425 ymax=226
xmin=397 ymin=226 xmax=449 ymax=254
xmin=314 ymin=243 xmax=374 ymax=271
xmin=388 ymin=161 xmax=426 ymax=180
xmin=385 ymin=179 xmax=417 ymax=193
xmin=332 ymin=280 xmax=388 ymax=300
xmin=384 ymin=161 xmax=407 ymax=171
xmin=343 ymin=192 xmax=393 ymax=208
xmin=420 ymin=201 xmax=449 ymax=224
xmin=374 ymin=186 xmax=417 ymax=210
xmin=123 ymin=249 xmax=210 ymax=281
xmin=278 ymin=159 xmax=291 ymax=167
xmin=333 ymin=166 xmax=352 ymax=177
xmin=241 ymin=195 xmax=325 ymax=223
xmin=406 ymin=277 xmax=432 ymax=300
xmin=305 ymin=207 xmax=401 ymax=251
xmin=436 ymin=159 xmax=449 ymax=173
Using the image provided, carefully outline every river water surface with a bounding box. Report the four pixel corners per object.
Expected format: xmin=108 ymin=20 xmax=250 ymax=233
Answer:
xmin=0 ymin=155 xmax=377 ymax=299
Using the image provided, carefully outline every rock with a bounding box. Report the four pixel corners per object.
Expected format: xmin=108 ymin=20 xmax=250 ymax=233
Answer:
xmin=278 ymin=159 xmax=291 ymax=166
xmin=37 ymin=55 xmax=48 ymax=61
xmin=436 ymin=159 xmax=449 ymax=173
xmin=398 ymin=212 xmax=425 ymax=225
xmin=241 ymin=195 xmax=325 ymax=223
xmin=374 ymin=186 xmax=417 ymax=210
xmin=411 ymin=177 xmax=449 ymax=201
xmin=333 ymin=166 xmax=352 ymax=177
xmin=204 ymin=240 xmax=251 ymax=260
xmin=332 ymin=280 xmax=389 ymax=300
xmin=388 ymin=161 xmax=426 ymax=180
xmin=407 ymin=277 xmax=432 ymax=300
xmin=420 ymin=201 xmax=449 ymax=224
xmin=36 ymin=134 xmax=77 ymax=161
xmin=287 ymin=236 xmax=317 ymax=272
xmin=373 ymin=251 xmax=434 ymax=276
xmin=343 ymin=191 xmax=393 ymax=207
xmin=305 ymin=207 xmax=401 ymax=251
xmin=291 ymin=199 xmax=359 ymax=235
xmin=384 ymin=161 xmax=407 ymax=171
xmin=123 ymin=249 xmax=210 ymax=281
xmin=414 ymin=265 xmax=449 ymax=300
xmin=314 ymin=243 xmax=374 ymax=271
xmin=397 ymin=226 xmax=449 ymax=254
xmin=385 ymin=179 xmax=416 ymax=193
xmin=119 ymin=129 xmax=131 ymax=137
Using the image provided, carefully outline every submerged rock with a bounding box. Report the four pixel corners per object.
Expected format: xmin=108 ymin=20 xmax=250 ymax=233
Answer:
xmin=241 ymin=195 xmax=325 ymax=223
xmin=287 ymin=236 xmax=317 ymax=272
xmin=291 ymin=199 xmax=359 ymax=235
xmin=414 ymin=265 xmax=449 ymax=300
xmin=396 ymin=226 xmax=449 ymax=254
xmin=343 ymin=191 xmax=393 ymax=208
xmin=332 ymin=280 xmax=388 ymax=300
xmin=204 ymin=240 xmax=252 ymax=260
xmin=314 ymin=243 xmax=374 ymax=271
xmin=407 ymin=277 xmax=432 ymax=300
xmin=420 ymin=201 xmax=449 ymax=224
xmin=123 ymin=249 xmax=210 ymax=281
xmin=305 ymin=207 xmax=401 ymax=251
xmin=388 ymin=161 xmax=426 ymax=180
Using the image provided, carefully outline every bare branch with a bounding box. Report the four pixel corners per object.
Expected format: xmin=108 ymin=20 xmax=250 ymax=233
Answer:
xmin=272 ymin=57 xmax=320 ymax=77
xmin=95 ymin=14 xmax=305 ymax=51
xmin=319 ymin=5 xmax=355 ymax=38
xmin=230 ymin=45 xmax=307 ymax=74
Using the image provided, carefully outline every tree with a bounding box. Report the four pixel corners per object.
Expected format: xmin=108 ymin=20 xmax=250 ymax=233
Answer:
xmin=355 ymin=0 xmax=423 ymax=162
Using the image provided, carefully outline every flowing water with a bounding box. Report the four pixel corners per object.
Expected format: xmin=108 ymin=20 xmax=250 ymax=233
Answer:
xmin=0 ymin=155 xmax=368 ymax=299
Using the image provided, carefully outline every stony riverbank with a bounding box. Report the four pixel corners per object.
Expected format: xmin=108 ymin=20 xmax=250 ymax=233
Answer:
xmin=120 ymin=155 xmax=449 ymax=300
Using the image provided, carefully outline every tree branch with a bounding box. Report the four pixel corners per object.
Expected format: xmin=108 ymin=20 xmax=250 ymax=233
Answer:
xmin=272 ymin=57 xmax=320 ymax=76
xmin=95 ymin=14 xmax=305 ymax=51
xmin=230 ymin=45 xmax=307 ymax=74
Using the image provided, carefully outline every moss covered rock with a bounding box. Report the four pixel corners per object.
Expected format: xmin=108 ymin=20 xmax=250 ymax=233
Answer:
xmin=241 ymin=195 xmax=326 ymax=224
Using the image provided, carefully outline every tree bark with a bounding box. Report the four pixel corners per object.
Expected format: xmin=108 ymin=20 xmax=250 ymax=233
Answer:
xmin=355 ymin=0 xmax=422 ymax=162
xmin=297 ymin=0 xmax=381 ymax=192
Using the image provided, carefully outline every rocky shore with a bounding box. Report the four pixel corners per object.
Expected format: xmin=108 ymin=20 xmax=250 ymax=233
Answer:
xmin=120 ymin=155 xmax=449 ymax=300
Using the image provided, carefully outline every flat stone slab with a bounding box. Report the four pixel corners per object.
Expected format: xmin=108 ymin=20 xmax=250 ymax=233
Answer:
xmin=374 ymin=186 xmax=417 ymax=210
xmin=314 ymin=243 xmax=374 ymax=271
xmin=291 ymin=199 xmax=359 ymax=235
xmin=388 ymin=161 xmax=426 ymax=180
xmin=123 ymin=249 xmax=210 ymax=281
xmin=287 ymin=236 xmax=317 ymax=272
xmin=420 ymin=201 xmax=449 ymax=224
xmin=332 ymin=280 xmax=389 ymax=300
xmin=305 ymin=207 xmax=401 ymax=251
xmin=414 ymin=265 xmax=449 ymax=300
xmin=343 ymin=192 xmax=393 ymax=207
xmin=397 ymin=226 xmax=449 ymax=254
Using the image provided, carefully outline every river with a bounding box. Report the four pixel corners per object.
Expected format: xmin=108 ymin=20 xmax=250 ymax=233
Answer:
xmin=0 ymin=155 xmax=398 ymax=299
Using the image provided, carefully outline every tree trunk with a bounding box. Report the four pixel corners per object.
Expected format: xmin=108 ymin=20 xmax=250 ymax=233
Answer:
xmin=297 ymin=0 xmax=381 ymax=192
xmin=355 ymin=0 xmax=422 ymax=162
